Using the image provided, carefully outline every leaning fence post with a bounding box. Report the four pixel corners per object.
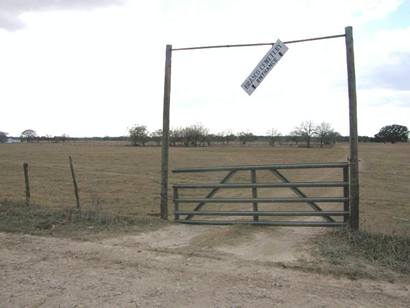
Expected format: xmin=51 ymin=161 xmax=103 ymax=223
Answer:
xmin=251 ymin=169 xmax=259 ymax=221
xmin=23 ymin=162 xmax=30 ymax=206
xmin=69 ymin=156 xmax=80 ymax=209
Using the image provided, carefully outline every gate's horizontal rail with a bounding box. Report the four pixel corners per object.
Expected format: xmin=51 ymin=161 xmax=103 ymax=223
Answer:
xmin=175 ymin=220 xmax=346 ymax=226
xmin=173 ymin=162 xmax=348 ymax=173
xmin=175 ymin=210 xmax=348 ymax=216
xmin=174 ymin=181 xmax=348 ymax=189
xmin=175 ymin=197 xmax=348 ymax=203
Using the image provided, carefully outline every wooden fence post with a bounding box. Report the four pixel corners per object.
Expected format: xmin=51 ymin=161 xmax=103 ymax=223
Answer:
xmin=345 ymin=26 xmax=360 ymax=230
xmin=23 ymin=162 xmax=30 ymax=206
xmin=160 ymin=44 xmax=172 ymax=220
xmin=69 ymin=156 xmax=80 ymax=209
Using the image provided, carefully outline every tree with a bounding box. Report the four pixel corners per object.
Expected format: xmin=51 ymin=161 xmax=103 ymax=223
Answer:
xmin=170 ymin=128 xmax=184 ymax=146
xmin=20 ymin=129 xmax=37 ymax=142
xmin=316 ymin=122 xmax=337 ymax=147
xmin=0 ymin=131 xmax=8 ymax=143
xmin=292 ymin=121 xmax=317 ymax=148
xmin=129 ymin=125 xmax=149 ymax=146
xmin=289 ymin=131 xmax=301 ymax=145
xmin=53 ymin=134 xmax=69 ymax=143
xmin=181 ymin=124 xmax=209 ymax=146
xmin=238 ymin=132 xmax=257 ymax=145
xmin=61 ymin=133 xmax=69 ymax=143
xmin=151 ymin=129 xmax=162 ymax=146
xmin=267 ymin=128 xmax=281 ymax=146
xmin=215 ymin=132 xmax=226 ymax=144
xmin=226 ymin=133 xmax=237 ymax=144
xmin=222 ymin=130 xmax=236 ymax=144
xmin=374 ymin=124 xmax=409 ymax=143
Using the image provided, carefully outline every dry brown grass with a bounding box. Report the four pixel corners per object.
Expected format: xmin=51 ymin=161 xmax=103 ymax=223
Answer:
xmin=0 ymin=142 xmax=409 ymax=236
xmin=357 ymin=143 xmax=410 ymax=236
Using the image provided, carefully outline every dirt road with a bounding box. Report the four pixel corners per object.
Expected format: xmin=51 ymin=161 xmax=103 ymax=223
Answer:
xmin=1 ymin=225 xmax=409 ymax=307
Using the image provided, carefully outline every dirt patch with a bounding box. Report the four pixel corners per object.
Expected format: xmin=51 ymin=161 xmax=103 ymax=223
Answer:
xmin=1 ymin=225 xmax=409 ymax=307
xmin=216 ymin=226 xmax=322 ymax=263
xmin=102 ymin=224 xmax=212 ymax=249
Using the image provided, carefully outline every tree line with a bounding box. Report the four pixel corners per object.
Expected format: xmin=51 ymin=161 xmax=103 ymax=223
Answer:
xmin=130 ymin=121 xmax=340 ymax=148
xmin=1 ymin=124 xmax=408 ymax=146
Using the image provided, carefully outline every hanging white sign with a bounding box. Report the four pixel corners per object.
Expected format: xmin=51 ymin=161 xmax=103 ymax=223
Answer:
xmin=241 ymin=39 xmax=288 ymax=95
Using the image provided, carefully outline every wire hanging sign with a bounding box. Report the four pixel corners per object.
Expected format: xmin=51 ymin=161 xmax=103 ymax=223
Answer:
xmin=241 ymin=39 xmax=288 ymax=95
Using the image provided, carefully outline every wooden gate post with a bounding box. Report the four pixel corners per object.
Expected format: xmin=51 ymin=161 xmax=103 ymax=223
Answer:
xmin=345 ymin=26 xmax=359 ymax=230
xmin=160 ymin=44 xmax=172 ymax=220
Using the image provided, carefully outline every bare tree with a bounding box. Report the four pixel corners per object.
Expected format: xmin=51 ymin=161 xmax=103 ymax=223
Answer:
xmin=181 ymin=124 xmax=209 ymax=146
xmin=289 ymin=131 xmax=301 ymax=145
xmin=316 ymin=122 xmax=337 ymax=147
xmin=61 ymin=133 xmax=69 ymax=143
xmin=20 ymin=129 xmax=37 ymax=143
xmin=129 ymin=125 xmax=149 ymax=146
xmin=267 ymin=128 xmax=281 ymax=146
xmin=170 ymin=128 xmax=183 ymax=146
xmin=238 ymin=131 xmax=257 ymax=145
xmin=53 ymin=133 xmax=69 ymax=143
xmin=292 ymin=121 xmax=317 ymax=148
xmin=215 ymin=132 xmax=226 ymax=144
xmin=224 ymin=130 xmax=236 ymax=144
xmin=151 ymin=129 xmax=162 ymax=146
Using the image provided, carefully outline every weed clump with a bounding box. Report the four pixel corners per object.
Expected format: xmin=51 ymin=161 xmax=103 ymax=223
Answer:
xmin=317 ymin=228 xmax=410 ymax=274
xmin=0 ymin=200 xmax=162 ymax=237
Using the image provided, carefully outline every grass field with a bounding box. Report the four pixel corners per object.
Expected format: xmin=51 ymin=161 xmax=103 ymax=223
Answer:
xmin=1 ymin=142 xmax=410 ymax=306
xmin=0 ymin=142 xmax=409 ymax=236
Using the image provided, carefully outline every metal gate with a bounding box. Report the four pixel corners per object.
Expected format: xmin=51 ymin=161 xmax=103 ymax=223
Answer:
xmin=172 ymin=162 xmax=350 ymax=227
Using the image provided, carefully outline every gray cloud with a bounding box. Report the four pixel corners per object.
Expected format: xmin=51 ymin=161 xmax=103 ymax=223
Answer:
xmin=0 ymin=11 xmax=25 ymax=31
xmin=360 ymin=52 xmax=410 ymax=91
xmin=0 ymin=0 xmax=125 ymax=30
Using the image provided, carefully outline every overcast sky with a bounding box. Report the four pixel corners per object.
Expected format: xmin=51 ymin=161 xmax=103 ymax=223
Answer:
xmin=1 ymin=0 xmax=409 ymax=137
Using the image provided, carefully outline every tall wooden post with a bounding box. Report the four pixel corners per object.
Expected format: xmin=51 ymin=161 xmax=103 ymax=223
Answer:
xmin=345 ymin=26 xmax=359 ymax=230
xmin=160 ymin=44 xmax=172 ymax=220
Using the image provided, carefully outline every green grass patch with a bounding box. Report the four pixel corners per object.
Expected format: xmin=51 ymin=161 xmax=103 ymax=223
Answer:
xmin=316 ymin=228 xmax=410 ymax=275
xmin=0 ymin=200 xmax=165 ymax=238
